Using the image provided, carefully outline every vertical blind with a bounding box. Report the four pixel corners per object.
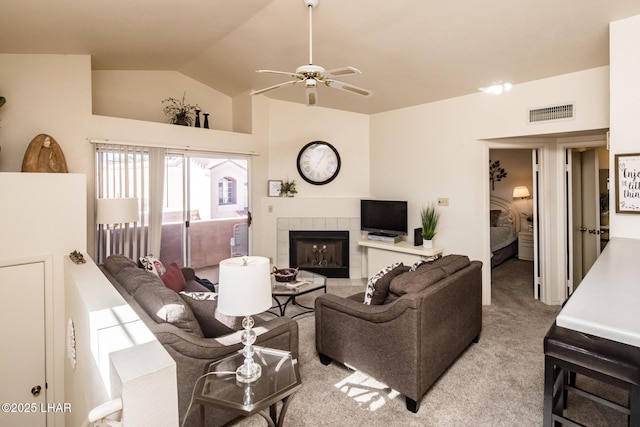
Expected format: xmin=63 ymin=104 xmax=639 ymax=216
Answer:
xmin=95 ymin=143 xmax=165 ymax=263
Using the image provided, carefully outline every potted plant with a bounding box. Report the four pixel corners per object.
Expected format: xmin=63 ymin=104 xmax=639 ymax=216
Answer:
xmin=420 ymin=203 xmax=440 ymax=248
xmin=280 ymin=178 xmax=297 ymax=197
xmin=162 ymin=91 xmax=198 ymax=126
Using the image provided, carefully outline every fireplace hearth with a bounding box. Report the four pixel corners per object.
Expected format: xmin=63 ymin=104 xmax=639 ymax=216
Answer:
xmin=289 ymin=230 xmax=349 ymax=278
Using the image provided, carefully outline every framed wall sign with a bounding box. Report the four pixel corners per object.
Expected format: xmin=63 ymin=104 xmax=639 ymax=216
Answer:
xmin=615 ymin=153 xmax=640 ymax=214
xmin=268 ymin=180 xmax=282 ymax=197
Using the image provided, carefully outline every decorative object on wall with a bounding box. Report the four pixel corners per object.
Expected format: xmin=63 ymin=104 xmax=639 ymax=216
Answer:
xmin=512 ymin=186 xmax=530 ymax=199
xmin=280 ymin=178 xmax=297 ymax=197
xmin=0 ymin=96 xmax=5 ymax=154
xmin=203 ymin=112 xmax=210 ymax=129
xmin=22 ymin=133 xmax=69 ymax=173
xmin=194 ymin=108 xmax=201 ymax=127
xmin=268 ymin=180 xmax=282 ymax=197
xmin=296 ymin=141 xmax=341 ymax=185
xmin=489 ymin=159 xmax=508 ymax=191
xmin=615 ymin=153 xmax=640 ymax=214
xmin=162 ymin=91 xmax=199 ymax=126
xmin=420 ymin=203 xmax=440 ymax=249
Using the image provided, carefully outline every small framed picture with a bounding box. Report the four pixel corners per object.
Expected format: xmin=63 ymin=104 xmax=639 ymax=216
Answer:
xmin=268 ymin=180 xmax=282 ymax=197
xmin=615 ymin=153 xmax=640 ymax=214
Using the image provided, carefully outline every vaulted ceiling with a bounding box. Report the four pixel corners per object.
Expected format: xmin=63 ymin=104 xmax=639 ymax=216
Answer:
xmin=2 ymin=0 xmax=640 ymax=114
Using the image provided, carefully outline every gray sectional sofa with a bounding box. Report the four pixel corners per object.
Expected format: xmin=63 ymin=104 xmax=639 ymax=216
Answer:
xmin=315 ymin=254 xmax=482 ymax=413
xmin=100 ymin=254 xmax=299 ymax=427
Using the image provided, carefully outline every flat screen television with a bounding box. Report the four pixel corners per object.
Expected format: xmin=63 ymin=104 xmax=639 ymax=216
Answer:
xmin=360 ymin=199 xmax=408 ymax=237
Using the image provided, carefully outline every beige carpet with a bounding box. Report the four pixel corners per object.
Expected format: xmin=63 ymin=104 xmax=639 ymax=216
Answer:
xmin=229 ymin=258 xmax=628 ymax=426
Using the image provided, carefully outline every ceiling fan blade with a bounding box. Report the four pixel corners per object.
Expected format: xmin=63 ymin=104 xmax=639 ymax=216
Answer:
xmin=256 ymin=69 xmax=302 ymax=79
xmin=324 ymin=66 xmax=361 ymax=77
xmin=250 ymin=80 xmax=299 ymax=96
xmin=305 ymin=78 xmax=318 ymax=106
xmin=325 ymin=79 xmax=372 ymax=97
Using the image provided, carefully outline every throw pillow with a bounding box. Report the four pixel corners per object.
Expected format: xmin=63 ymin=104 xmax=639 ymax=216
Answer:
xmin=161 ymin=263 xmax=187 ymax=292
xmin=139 ymin=254 xmax=166 ymax=277
xmin=490 ymin=209 xmax=502 ymax=227
xmin=364 ymin=262 xmax=405 ymax=305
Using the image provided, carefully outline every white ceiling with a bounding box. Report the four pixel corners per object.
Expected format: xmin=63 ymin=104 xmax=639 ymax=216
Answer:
xmin=2 ymin=0 xmax=640 ymax=114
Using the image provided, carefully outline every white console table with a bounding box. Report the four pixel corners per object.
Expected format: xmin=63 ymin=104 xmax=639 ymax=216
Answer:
xmin=358 ymin=240 xmax=443 ymax=278
xmin=557 ymin=237 xmax=640 ymax=347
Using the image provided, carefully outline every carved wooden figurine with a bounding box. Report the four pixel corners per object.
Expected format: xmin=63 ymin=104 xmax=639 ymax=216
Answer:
xmin=22 ymin=133 xmax=68 ymax=173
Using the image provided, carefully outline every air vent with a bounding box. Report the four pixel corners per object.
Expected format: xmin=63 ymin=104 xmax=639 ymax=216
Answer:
xmin=528 ymin=103 xmax=575 ymax=123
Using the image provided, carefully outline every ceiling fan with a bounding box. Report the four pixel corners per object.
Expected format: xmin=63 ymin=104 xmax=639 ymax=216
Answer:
xmin=250 ymin=0 xmax=372 ymax=106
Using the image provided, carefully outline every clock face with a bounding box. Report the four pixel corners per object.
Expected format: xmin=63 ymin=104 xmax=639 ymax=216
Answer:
xmin=297 ymin=141 xmax=341 ymax=185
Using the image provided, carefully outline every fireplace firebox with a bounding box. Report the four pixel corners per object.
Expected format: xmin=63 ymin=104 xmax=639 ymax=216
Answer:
xmin=289 ymin=230 xmax=349 ymax=278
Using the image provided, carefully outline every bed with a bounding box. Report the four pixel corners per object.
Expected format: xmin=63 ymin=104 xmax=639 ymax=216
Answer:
xmin=490 ymin=196 xmax=520 ymax=268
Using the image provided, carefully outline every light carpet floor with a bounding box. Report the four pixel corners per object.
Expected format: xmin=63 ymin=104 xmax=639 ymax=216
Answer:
xmin=228 ymin=258 xmax=628 ymax=426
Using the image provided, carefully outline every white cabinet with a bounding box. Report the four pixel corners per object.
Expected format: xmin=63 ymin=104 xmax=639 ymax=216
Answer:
xmin=518 ymin=231 xmax=534 ymax=261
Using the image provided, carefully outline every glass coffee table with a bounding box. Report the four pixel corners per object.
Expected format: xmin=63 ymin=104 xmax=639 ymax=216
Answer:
xmin=270 ymin=270 xmax=327 ymax=318
xmin=195 ymin=347 xmax=301 ymax=427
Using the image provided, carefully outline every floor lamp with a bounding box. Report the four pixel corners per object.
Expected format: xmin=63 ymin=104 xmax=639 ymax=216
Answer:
xmin=96 ymin=197 xmax=139 ymax=262
xmin=217 ymin=256 xmax=272 ymax=383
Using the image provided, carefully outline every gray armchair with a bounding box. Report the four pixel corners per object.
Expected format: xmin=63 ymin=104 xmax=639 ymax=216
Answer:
xmin=315 ymin=258 xmax=482 ymax=412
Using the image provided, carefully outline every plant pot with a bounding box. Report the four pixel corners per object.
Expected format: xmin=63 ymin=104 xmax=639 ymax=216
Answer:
xmin=423 ymin=240 xmax=433 ymax=249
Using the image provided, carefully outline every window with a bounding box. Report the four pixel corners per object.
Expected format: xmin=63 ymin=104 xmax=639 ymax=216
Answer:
xmin=218 ymin=177 xmax=236 ymax=205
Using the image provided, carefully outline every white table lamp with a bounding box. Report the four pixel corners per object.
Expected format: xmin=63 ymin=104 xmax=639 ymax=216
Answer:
xmin=218 ymin=256 xmax=273 ymax=383
xmin=512 ymin=186 xmax=530 ymax=199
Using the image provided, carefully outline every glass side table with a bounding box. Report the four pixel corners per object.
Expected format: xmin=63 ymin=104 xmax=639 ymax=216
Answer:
xmin=270 ymin=270 xmax=327 ymax=318
xmin=195 ymin=347 xmax=301 ymax=427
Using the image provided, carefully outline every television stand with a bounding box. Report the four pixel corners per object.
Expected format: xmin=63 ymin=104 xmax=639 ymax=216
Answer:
xmin=358 ymin=240 xmax=443 ymax=278
xmin=366 ymin=233 xmax=401 ymax=244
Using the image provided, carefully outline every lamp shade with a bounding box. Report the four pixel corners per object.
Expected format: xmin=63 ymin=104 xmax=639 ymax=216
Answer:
xmin=217 ymin=256 xmax=272 ymax=317
xmin=96 ymin=197 xmax=139 ymax=225
xmin=512 ymin=186 xmax=530 ymax=199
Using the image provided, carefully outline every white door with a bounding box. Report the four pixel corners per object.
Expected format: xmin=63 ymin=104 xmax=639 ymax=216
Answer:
xmin=568 ymin=148 xmax=601 ymax=293
xmin=0 ymin=261 xmax=47 ymax=427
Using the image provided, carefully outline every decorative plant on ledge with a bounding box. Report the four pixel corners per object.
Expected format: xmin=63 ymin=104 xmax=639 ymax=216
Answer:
xmin=162 ymin=91 xmax=199 ymax=126
xmin=280 ymin=178 xmax=298 ymax=197
xmin=420 ymin=203 xmax=440 ymax=247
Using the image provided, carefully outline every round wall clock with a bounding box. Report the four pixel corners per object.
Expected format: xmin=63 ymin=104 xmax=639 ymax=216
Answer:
xmin=296 ymin=141 xmax=341 ymax=185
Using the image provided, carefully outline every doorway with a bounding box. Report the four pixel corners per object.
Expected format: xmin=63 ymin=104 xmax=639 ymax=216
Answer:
xmin=565 ymin=144 xmax=609 ymax=294
xmin=489 ymin=148 xmax=539 ymax=300
xmin=159 ymin=153 xmax=251 ymax=282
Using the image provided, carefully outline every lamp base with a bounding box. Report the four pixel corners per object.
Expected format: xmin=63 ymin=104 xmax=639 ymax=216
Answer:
xmin=236 ymin=361 xmax=262 ymax=384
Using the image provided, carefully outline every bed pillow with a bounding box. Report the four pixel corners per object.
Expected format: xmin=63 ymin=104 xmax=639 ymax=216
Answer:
xmin=364 ymin=262 xmax=407 ymax=305
xmin=490 ymin=209 xmax=502 ymax=227
xmin=496 ymin=211 xmax=512 ymax=227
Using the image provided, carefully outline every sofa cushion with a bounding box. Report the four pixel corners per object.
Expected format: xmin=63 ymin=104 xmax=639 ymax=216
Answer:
xmin=139 ymin=254 xmax=166 ymax=277
xmin=103 ymin=254 xmax=138 ymax=276
xmin=431 ymin=254 xmax=471 ymax=274
xmin=179 ymin=292 xmax=245 ymax=338
xmin=161 ymin=262 xmax=186 ymax=292
xmin=134 ymin=283 xmax=203 ymax=337
xmin=364 ymin=262 xmax=404 ymax=305
xmin=115 ymin=266 xmax=162 ymax=295
xmin=388 ymin=267 xmax=448 ymax=298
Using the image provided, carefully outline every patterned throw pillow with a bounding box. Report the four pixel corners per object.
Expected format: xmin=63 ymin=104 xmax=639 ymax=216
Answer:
xmin=409 ymin=254 xmax=442 ymax=271
xmin=139 ymin=254 xmax=166 ymax=277
xmin=364 ymin=262 xmax=402 ymax=305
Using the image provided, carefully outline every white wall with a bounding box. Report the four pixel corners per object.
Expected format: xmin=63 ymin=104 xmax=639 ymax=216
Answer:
xmin=370 ymin=66 xmax=610 ymax=304
xmin=610 ymin=15 xmax=640 ymax=239
xmin=92 ymin=70 xmax=234 ymax=132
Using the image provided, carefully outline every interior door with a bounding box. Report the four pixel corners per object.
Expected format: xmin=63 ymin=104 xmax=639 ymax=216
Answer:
xmin=0 ymin=261 xmax=47 ymax=427
xmin=568 ymin=148 xmax=601 ymax=293
xmin=532 ymin=149 xmax=541 ymax=300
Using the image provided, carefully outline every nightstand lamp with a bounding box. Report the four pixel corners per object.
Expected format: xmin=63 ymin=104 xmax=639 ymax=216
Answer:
xmin=218 ymin=256 xmax=272 ymax=383
xmin=512 ymin=186 xmax=530 ymax=199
